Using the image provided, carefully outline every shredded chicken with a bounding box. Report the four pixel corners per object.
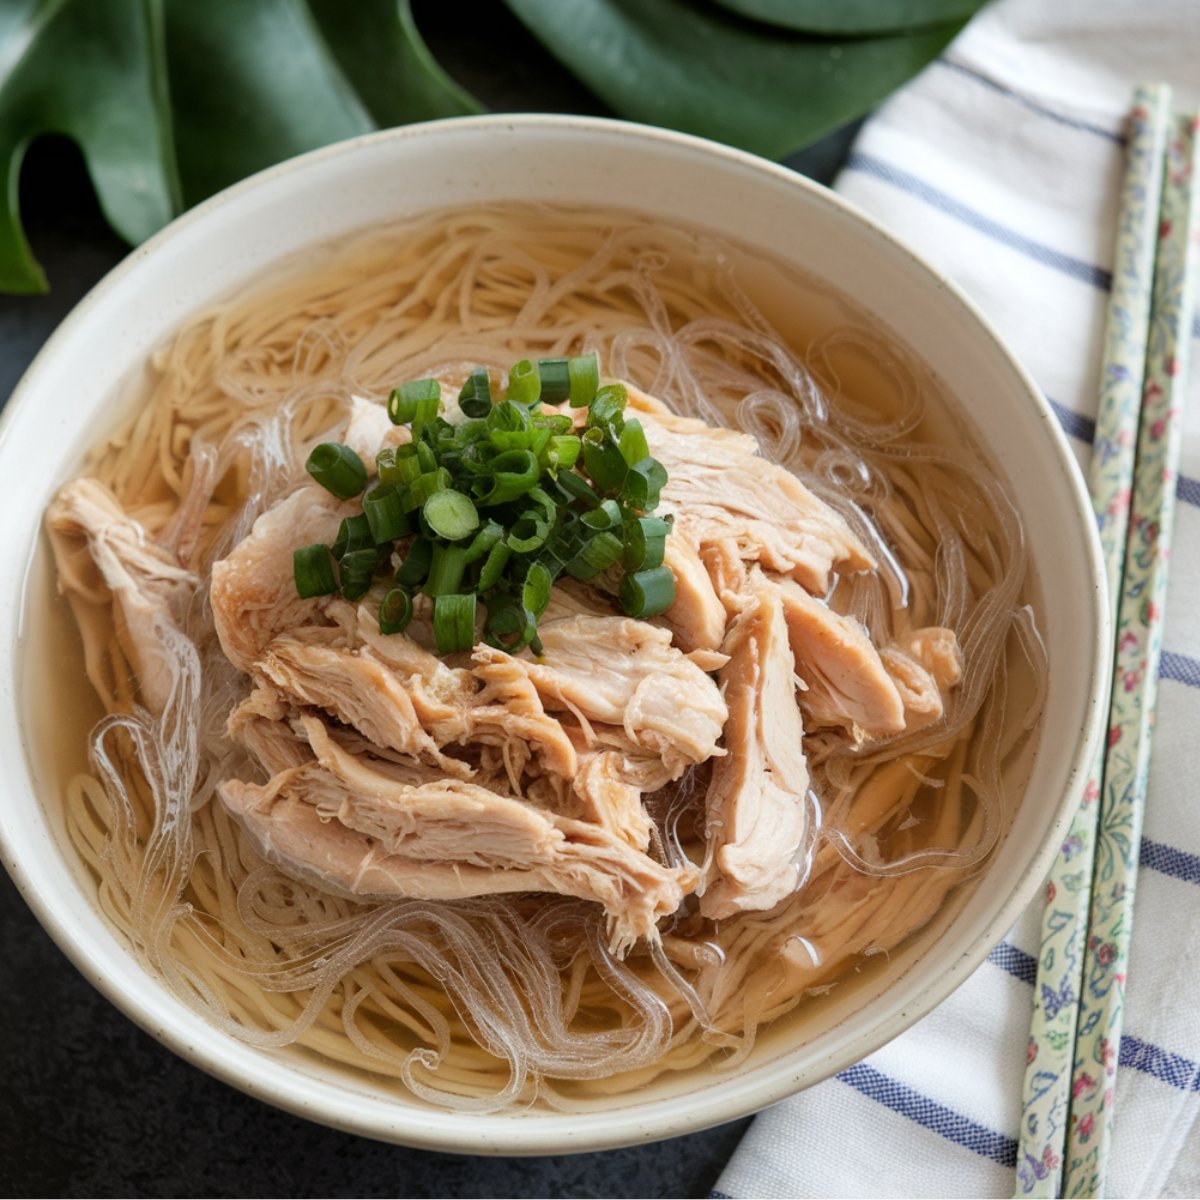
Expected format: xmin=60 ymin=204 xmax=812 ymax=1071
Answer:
xmin=880 ymin=627 xmax=963 ymax=731
xmin=47 ymin=479 xmax=197 ymax=713
xmin=702 ymin=576 xmax=810 ymax=920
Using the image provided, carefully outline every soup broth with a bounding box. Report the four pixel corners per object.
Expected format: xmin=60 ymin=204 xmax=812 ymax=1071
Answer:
xmin=27 ymin=204 xmax=1045 ymax=1110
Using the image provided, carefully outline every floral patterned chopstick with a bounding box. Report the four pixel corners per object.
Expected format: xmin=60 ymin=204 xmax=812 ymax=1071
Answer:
xmin=1060 ymin=109 xmax=1200 ymax=1199
xmin=1014 ymin=84 xmax=1172 ymax=1198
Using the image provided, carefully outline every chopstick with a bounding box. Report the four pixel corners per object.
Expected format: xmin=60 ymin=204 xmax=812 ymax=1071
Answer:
xmin=1061 ymin=108 xmax=1200 ymax=1199
xmin=1014 ymin=84 xmax=1172 ymax=1200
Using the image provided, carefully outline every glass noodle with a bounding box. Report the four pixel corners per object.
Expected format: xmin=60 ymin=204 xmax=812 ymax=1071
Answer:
xmin=46 ymin=205 xmax=1046 ymax=1110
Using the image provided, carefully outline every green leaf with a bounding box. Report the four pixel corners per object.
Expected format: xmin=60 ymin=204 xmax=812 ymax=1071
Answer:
xmin=306 ymin=0 xmax=482 ymax=125
xmin=503 ymin=0 xmax=963 ymax=159
xmin=707 ymin=0 xmax=987 ymax=36
xmin=164 ymin=0 xmax=374 ymax=206
xmin=0 ymin=0 xmax=179 ymax=293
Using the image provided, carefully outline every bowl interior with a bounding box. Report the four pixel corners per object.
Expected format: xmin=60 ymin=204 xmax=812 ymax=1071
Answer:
xmin=0 ymin=116 xmax=1108 ymax=1153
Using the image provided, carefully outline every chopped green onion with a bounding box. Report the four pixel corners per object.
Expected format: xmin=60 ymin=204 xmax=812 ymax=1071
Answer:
xmin=623 ymin=457 xmax=669 ymax=511
xmin=507 ymin=514 xmax=549 ymax=553
xmin=416 ymin=440 xmax=438 ymax=473
xmin=565 ymin=530 xmax=623 ymax=580
xmin=377 ymin=446 xmax=422 ymax=488
xmin=555 ymin=471 xmax=598 ymax=506
xmin=293 ymin=544 xmax=337 ymax=598
xmin=618 ymin=418 xmax=650 ymax=467
xmin=388 ymin=379 xmax=441 ymax=431
xmin=537 ymin=357 xmax=570 ymax=404
xmin=424 ymin=544 xmax=468 ymax=597
xmin=483 ymin=449 xmax=539 ymax=505
xmin=619 ymin=565 xmax=676 ymax=618
xmin=588 ymin=384 xmax=627 ymax=435
xmin=478 ymin=541 xmax=512 ymax=591
xmin=623 ymin=516 xmax=672 ymax=571
xmin=306 ymin=442 xmax=367 ymax=500
xmin=507 ymin=359 xmax=541 ymax=406
xmin=544 ymin=434 xmax=581 ymax=470
xmin=422 ymin=489 xmax=480 ymax=541
xmin=525 ymin=485 xmax=559 ymax=525
xmin=582 ymin=499 xmax=621 ymax=531
xmin=463 ymin=520 xmax=505 ymax=564
xmin=363 ymin=484 xmax=411 ymax=543
xmin=403 ymin=467 xmax=451 ymax=512
xmin=523 ymin=561 xmax=553 ymax=617
xmin=582 ymin=428 xmax=629 ymax=494
xmin=485 ymin=595 xmax=537 ymax=652
xmin=332 ymin=513 xmax=374 ymax=560
xmin=458 ymin=368 xmax=492 ymax=418
xmin=379 ymin=587 xmax=413 ymax=635
xmin=433 ymin=593 xmax=477 ymax=653
xmin=568 ymin=352 xmax=599 ymax=408
xmin=338 ymin=547 xmax=386 ymax=601
xmin=395 ymin=537 xmax=433 ymax=587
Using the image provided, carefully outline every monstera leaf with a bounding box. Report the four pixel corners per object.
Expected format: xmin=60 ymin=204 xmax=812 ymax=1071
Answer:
xmin=0 ymin=0 xmax=983 ymax=294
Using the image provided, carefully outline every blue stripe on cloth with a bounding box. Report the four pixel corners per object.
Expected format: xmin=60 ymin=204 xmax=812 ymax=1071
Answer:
xmin=1140 ymin=837 xmax=1200 ymax=885
xmin=1047 ymin=397 xmax=1097 ymax=444
xmin=1044 ymin=399 xmax=1200 ymax=514
xmin=987 ymin=941 xmax=1037 ymax=985
xmin=937 ymin=59 xmax=1125 ymax=144
xmin=835 ymin=1062 xmax=1018 ymax=1165
xmin=842 ymin=152 xmax=1113 ymax=291
xmin=1120 ymin=1036 xmax=1200 ymax=1092
xmin=1161 ymin=652 xmax=1200 ymax=689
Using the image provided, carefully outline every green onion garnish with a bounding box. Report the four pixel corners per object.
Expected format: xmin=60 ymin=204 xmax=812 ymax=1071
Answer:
xmin=422 ymin=489 xmax=480 ymax=542
xmin=294 ymin=544 xmax=337 ymax=598
xmin=363 ymin=484 xmax=411 ymax=543
xmin=379 ymin=587 xmax=413 ymax=635
xmin=458 ymin=368 xmax=492 ymax=419
xmin=433 ymin=593 xmax=477 ymax=653
xmin=293 ymin=356 xmax=675 ymax=648
xmin=507 ymin=359 xmax=541 ymax=407
xmin=537 ymin=357 xmax=570 ymax=404
xmin=306 ymin=442 xmax=367 ymax=500
xmin=568 ymin=352 xmax=599 ymax=408
xmin=619 ymin=565 xmax=676 ymax=618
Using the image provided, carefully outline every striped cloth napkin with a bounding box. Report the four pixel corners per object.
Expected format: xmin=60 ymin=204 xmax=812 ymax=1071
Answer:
xmin=713 ymin=2 xmax=1200 ymax=1197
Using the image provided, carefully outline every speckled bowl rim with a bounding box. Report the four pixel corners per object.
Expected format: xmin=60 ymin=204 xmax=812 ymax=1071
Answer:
xmin=0 ymin=114 xmax=1110 ymax=1155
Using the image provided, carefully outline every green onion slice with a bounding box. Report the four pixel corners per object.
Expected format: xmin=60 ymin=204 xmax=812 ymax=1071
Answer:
xmin=306 ymin=442 xmax=367 ymax=500
xmin=567 ymin=352 xmax=599 ymax=408
xmin=458 ymin=368 xmax=492 ymax=418
xmin=618 ymin=418 xmax=650 ymax=467
xmin=338 ymin=547 xmax=385 ymax=601
xmin=537 ymin=357 xmax=570 ymax=404
xmin=395 ymin=536 xmax=433 ymax=587
xmin=483 ymin=449 xmax=539 ymax=505
xmin=582 ymin=429 xmax=629 ymax=495
xmin=363 ymin=484 xmax=411 ymax=544
xmin=477 ymin=541 xmax=512 ymax=591
xmin=377 ymin=446 xmax=422 ymax=488
xmin=507 ymin=514 xmax=549 ymax=554
xmin=463 ymin=520 xmax=505 ymax=565
xmin=623 ymin=515 xmax=672 ymax=571
xmin=388 ymin=379 xmax=441 ymax=426
xmin=433 ymin=593 xmax=477 ymax=653
xmin=619 ymin=565 xmax=676 ymax=618
xmin=332 ymin=513 xmax=373 ymax=560
xmin=422 ymin=488 xmax=480 ymax=541
xmin=523 ymin=561 xmax=553 ymax=617
xmin=403 ymin=467 xmax=451 ymax=512
xmin=379 ymin=587 xmax=413 ymax=635
xmin=564 ymin=530 xmax=623 ymax=581
xmin=507 ymin=359 xmax=541 ymax=407
xmin=623 ymin=457 xmax=668 ymax=511
xmin=293 ymin=544 xmax=337 ymax=598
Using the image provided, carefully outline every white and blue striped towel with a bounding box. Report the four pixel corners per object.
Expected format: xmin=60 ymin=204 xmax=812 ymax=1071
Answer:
xmin=714 ymin=1 xmax=1200 ymax=1196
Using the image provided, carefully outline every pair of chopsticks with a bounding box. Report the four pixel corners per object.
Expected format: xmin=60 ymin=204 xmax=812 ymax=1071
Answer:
xmin=1014 ymin=86 xmax=1200 ymax=1200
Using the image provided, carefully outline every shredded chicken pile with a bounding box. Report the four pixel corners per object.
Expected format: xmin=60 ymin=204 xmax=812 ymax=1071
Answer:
xmin=48 ymin=383 xmax=962 ymax=955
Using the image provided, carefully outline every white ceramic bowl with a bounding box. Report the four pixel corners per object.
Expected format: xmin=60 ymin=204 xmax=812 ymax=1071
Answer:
xmin=0 ymin=115 xmax=1108 ymax=1154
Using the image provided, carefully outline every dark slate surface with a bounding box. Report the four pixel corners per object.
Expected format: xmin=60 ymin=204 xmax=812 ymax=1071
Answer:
xmin=0 ymin=6 xmax=860 ymax=1196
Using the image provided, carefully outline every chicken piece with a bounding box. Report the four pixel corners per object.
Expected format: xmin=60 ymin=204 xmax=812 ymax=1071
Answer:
xmin=879 ymin=627 xmax=963 ymax=731
xmin=514 ymin=613 xmax=729 ymax=775
xmin=341 ymin=395 xmax=399 ymax=464
xmin=702 ymin=578 xmax=810 ymax=920
xmin=661 ymin=534 xmax=727 ymax=652
xmin=628 ymin=388 xmax=875 ymax=594
xmin=47 ymin=478 xmax=198 ymax=713
xmin=219 ymin=714 xmax=694 ymax=953
xmin=227 ymin=687 xmax=310 ymax=774
xmin=210 ymin=485 xmax=349 ymax=674
xmin=768 ymin=573 xmax=906 ymax=738
xmin=255 ymin=634 xmax=473 ymax=777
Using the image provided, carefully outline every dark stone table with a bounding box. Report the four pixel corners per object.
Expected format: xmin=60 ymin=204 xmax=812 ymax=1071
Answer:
xmin=0 ymin=7 xmax=858 ymax=1196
